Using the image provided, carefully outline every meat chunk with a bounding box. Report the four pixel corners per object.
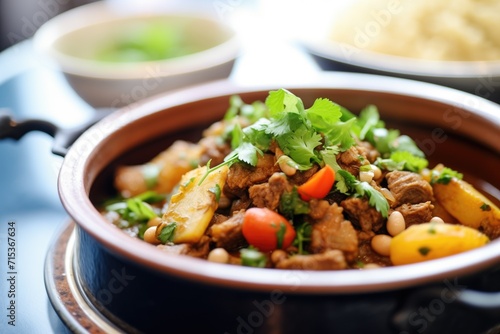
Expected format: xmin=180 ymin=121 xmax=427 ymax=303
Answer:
xmin=395 ymin=201 xmax=434 ymax=227
xmin=224 ymin=154 xmax=280 ymax=197
xmin=336 ymin=146 xmax=363 ymax=176
xmin=248 ymin=173 xmax=292 ymax=211
xmin=208 ymin=210 xmax=246 ymax=251
xmin=273 ymin=250 xmax=347 ymax=270
xmin=340 ymin=197 xmax=385 ymax=232
xmin=386 ymin=171 xmax=433 ymax=207
xmin=310 ymin=203 xmax=358 ymax=261
xmin=156 ymin=236 xmax=210 ymax=258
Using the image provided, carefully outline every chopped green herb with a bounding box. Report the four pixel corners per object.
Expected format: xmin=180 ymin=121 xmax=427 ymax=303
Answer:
xmin=389 ymin=151 xmax=428 ymax=173
xmin=279 ymin=188 xmax=310 ymax=218
xmin=337 ymin=170 xmax=389 ymax=217
xmin=240 ymin=248 xmax=267 ymax=268
xmin=158 ymin=223 xmax=177 ymax=244
xmin=418 ymin=246 xmax=431 ymax=256
xmin=293 ymin=221 xmax=313 ymax=255
xmin=431 ymin=167 xmax=463 ymax=185
xmin=428 ymin=222 xmax=437 ymax=234
xmin=480 ymin=203 xmax=491 ymax=211
xmin=209 ymin=184 xmax=221 ymax=203
xmin=275 ymin=222 xmax=287 ymax=249
xmin=183 ymin=177 xmax=195 ymax=188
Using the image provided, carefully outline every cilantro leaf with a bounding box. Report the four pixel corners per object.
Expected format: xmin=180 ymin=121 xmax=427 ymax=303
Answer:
xmin=337 ymin=170 xmax=389 ymax=217
xmin=277 ymin=125 xmax=322 ymax=166
xmin=265 ymin=88 xmax=304 ymax=116
xmin=324 ymin=117 xmax=356 ymax=151
xmin=389 ymin=151 xmax=428 ymax=172
xmin=320 ymin=146 xmax=349 ymax=193
xmin=305 ymin=98 xmax=342 ymax=132
xmin=430 ymin=167 xmax=463 ymax=185
xmin=391 ymin=135 xmax=425 ymax=158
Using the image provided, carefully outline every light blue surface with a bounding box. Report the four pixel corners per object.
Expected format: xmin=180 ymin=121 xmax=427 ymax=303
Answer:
xmin=0 ymin=41 xmax=93 ymax=334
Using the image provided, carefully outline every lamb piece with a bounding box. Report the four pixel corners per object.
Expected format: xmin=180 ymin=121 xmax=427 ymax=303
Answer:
xmin=386 ymin=171 xmax=434 ymax=207
xmin=310 ymin=203 xmax=358 ymax=261
xmin=273 ymin=250 xmax=347 ymax=270
xmin=288 ymin=164 xmax=319 ymax=185
xmin=395 ymin=201 xmax=434 ymax=227
xmin=308 ymin=199 xmax=331 ymax=220
xmin=356 ymin=141 xmax=380 ymax=163
xmin=336 ymin=146 xmax=363 ymax=176
xmin=340 ymin=197 xmax=385 ymax=232
xmin=356 ymin=240 xmax=392 ymax=267
xmin=208 ymin=210 xmax=246 ymax=251
xmin=249 ymin=173 xmax=293 ymax=210
xmin=156 ymin=236 xmax=210 ymax=258
xmin=224 ymin=154 xmax=280 ymax=197
xmin=229 ymin=196 xmax=252 ymax=213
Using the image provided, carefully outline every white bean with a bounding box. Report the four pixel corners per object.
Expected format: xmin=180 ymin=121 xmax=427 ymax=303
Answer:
xmin=387 ymin=211 xmax=406 ymax=236
xmin=363 ymin=263 xmax=381 ymax=270
xmin=371 ymin=164 xmax=382 ymax=180
xmin=359 ymin=170 xmax=374 ymax=183
xmin=207 ymin=248 xmax=229 ymax=264
xmin=143 ymin=226 xmax=161 ymax=244
xmin=371 ymin=234 xmax=392 ymax=257
xmin=430 ymin=216 xmax=445 ymax=224
xmin=278 ymin=156 xmax=297 ymax=176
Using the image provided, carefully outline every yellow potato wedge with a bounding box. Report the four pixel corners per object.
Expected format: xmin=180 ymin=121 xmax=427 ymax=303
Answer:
xmin=114 ymin=140 xmax=202 ymax=197
xmin=390 ymin=223 xmax=489 ymax=265
xmin=433 ymin=178 xmax=500 ymax=239
xmin=162 ymin=165 xmax=229 ymax=244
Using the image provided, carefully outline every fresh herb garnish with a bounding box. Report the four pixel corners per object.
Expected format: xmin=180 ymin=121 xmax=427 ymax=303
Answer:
xmin=430 ymin=167 xmax=463 ymax=185
xmin=209 ymin=184 xmax=221 ymax=203
xmin=293 ymin=221 xmax=313 ymax=255
xmin=337 ymin=170 xmax=389 ymax=217
xmin=480 ymin=203 xmax=491 ymax=211
xmin=240 ymin=248 xmax=267 ymax=268
xmin=418 ymin=246 xmax=431 ymax=256
xmin=387 ymin=151 xmax=428 ymax=173
xmin=158 ymin=223 xmax=177 ymax=243
xmin=142 ymin=164 xmax=161 ymax=189
xmin=276 ymin=222 xmax=287 ymax=249
xmin=279 ymin=188 xmax=310 ymax=218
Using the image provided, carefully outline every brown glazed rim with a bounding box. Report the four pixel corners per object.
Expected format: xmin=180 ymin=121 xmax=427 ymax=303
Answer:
xmin=58 ymin=73 xmax=500 ymax=294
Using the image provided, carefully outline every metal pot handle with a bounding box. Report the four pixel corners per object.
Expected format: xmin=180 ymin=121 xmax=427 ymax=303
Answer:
xmin=0 ymin=108 xmax=114 ymax=157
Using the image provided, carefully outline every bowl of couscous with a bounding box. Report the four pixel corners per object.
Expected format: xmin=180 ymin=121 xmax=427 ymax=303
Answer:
xmin=299 ymin=0 xmax=500 ymax=102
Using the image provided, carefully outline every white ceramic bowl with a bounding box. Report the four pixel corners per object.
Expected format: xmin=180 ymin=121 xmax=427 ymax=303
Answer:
xmin=296 ymin=1 xmax=500 ymax=103
xmin=33 ymin=1 xmax=240 ymax=108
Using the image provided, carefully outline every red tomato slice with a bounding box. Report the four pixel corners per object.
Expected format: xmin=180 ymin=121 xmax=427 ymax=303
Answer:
xmin=242 ymin=208 xmax=296 ymax=252
xmin=297 ymin=165 xmax=335 ymax=201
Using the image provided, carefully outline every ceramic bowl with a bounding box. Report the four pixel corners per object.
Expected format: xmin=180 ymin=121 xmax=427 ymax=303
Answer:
xmin=296 ymin=2 xmax=500 ymax=103
xmin=55 ymin=73 xmax=500 ymax=333
xmin=33 ymin=1 xmax=240 ymax=108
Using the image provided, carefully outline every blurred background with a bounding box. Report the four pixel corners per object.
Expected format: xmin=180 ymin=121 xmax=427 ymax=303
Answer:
xmin=0 ymin=0 xmax=97 ymax=51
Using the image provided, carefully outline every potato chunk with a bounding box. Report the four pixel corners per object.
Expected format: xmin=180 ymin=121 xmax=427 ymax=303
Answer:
xmin=162 ymin=165 xmax=229 ymax=243
xmin=390 ymin=223 xmax=489 ymax=266
xmin=115 ymin=140 xmax=202 ymax=197
xmin=433 ymin=178 xmax=500 ymax=238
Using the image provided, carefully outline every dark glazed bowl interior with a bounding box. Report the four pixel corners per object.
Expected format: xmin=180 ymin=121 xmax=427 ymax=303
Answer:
xmin=59 ymin=73 xmax=500 ymax=332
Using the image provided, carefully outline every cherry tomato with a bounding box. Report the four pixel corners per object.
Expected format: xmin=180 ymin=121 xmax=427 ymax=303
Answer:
xmin=242 ymin=208 xmax=296 ymax=252
xmin=297 ymin=165 xmax=335 ymax=201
